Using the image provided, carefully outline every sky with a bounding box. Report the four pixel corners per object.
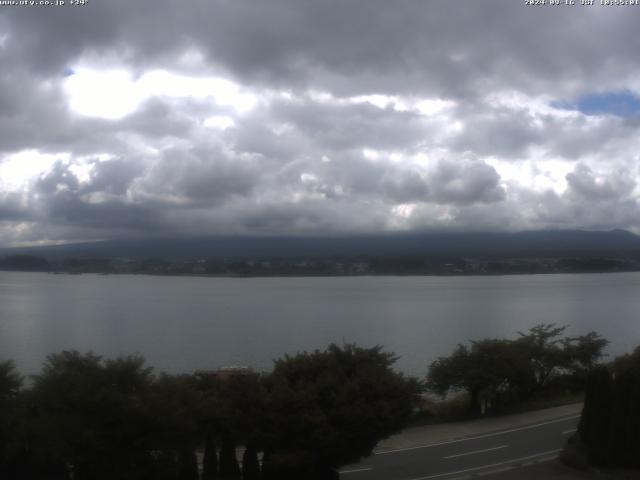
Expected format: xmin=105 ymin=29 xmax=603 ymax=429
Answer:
xmin=1 ymin=1 xmax=640 ymax=246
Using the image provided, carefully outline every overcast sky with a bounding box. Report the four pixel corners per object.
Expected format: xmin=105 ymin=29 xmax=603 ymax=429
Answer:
xmin=1 ymin=0 xmax=640 ymax=246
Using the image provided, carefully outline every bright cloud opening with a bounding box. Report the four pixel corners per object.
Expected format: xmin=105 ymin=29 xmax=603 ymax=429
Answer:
xmin=0 ymin=150 xmax=70 ymax=189
xmin=64 ymin=68 xmax=258 ymax=120
xmin=204 ymin=115 xmax=236 ymax=129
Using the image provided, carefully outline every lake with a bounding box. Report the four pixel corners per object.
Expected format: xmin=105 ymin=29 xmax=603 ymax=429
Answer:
xmin=1 ymin=271 xmax=640 ymax=377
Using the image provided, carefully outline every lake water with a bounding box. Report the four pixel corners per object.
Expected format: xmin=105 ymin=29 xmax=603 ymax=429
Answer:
xmin=1 ymin=271 xmax=640 ymax=377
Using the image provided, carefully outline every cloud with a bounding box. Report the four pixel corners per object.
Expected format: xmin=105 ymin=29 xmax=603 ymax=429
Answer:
xmin=566 ymin=163 xmax=635 ymax=201
xmin=2 ymin=1 xmax=640 ymax=244
xmin=429 ymin=157 xmax=505 ymax=205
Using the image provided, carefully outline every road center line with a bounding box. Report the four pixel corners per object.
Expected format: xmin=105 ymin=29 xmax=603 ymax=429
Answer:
xmin=562 ymin=428 xmax=577 ymax=435
xmin=443 ymin=444 xmax=508 ymax=459
xmin=339 ymin=467 xmax=373 ymax=474
xmin=375 ymin=415 xmax=579 ymax=455
xmin=407 ymin=448 xmax=562 ymax=480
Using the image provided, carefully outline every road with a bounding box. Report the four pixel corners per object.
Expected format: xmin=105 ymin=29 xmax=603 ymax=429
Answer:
xmin=339 ymin=414 xmax=579 ymax=480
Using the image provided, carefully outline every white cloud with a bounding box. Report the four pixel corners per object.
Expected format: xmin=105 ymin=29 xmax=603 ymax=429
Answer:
xmin=203 ymin=115 xmax=236 ymax=129
xmin=64 ymin=68 xmax=257 ymax=120
xmin=0 ymin=150 xmax=70 ymax=189
xmin=3 ymin=1 xmax=640 ymax=242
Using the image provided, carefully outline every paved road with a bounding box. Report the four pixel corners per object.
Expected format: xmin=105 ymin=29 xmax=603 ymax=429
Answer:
xmin=339 ymin=414 xmax=579 ymax=480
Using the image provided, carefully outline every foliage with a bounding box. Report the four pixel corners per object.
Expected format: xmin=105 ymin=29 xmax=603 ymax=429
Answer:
xmin=0 ymin=360 xmax=24 ymax=478
xmin=218 ymin=433 xmax=241 ymax=479
xmin=201 ymin=432 xmax=218 ymax=480
xmin=427 ymin=324 xmax=608 ymax=415
xmin=241 ymin=445 xmax=260 ymax=480
xmin=516 ymin=324 xmax=608 ymax=395
xmin=578 ymin=346 xmax=640 ymax=468
xmin=0 ymin=361 xmax=22 ymax=400
xmin=27 ymin=351 xmax=156 ymax=479
xmin=147 ymin=373 xmax=202 ymax=452
xmin=1 ymin=343 xmax=419 ymax=479
xmin=260 ymin=344 xmax=420 ymax=475
xmin=427 ymin=339 xmax=530 ymax=414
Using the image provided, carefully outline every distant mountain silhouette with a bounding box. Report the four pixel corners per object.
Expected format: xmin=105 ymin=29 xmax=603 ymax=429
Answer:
xmin=2 ymin=230 xmax=640 ymax=260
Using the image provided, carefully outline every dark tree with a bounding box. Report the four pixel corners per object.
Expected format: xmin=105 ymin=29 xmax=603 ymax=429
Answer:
xmin=429 ymin=324 xmax=609 ymax=415
xmin=0 ymin=360 xmax=24 ymax=479
xmin=609 ymin=347 xmax=640 ymax=468
xmin=517 ymin=325 xmax=608 ymax=396
xmin=197 ymin=370 xmax=265 ymax=479
xmin=219 ymin=433 xmax=241 ymax=479
xmin=241 ymin=445 xmax=260 ymax=480
xmin=0 ymin=361 xmax=22 ymax=399
xmin=152 ymin=450 xmax=179 ymax=480
xmin=578 ymin=346 xmax=640 ymax=469
xmin=516 ymin=324 xmax=571 ymax=395
xmin=146 ymin=373 xmax=203 ymax=479
xmin=578 ymin=366 xmax=613 ymax=465
xmin=27 ymin=351 xmax=156 ymax=480
xmin=260 ymin=344 xmax=419 ymax=478
xmin=202 ymin=431 xmax=218 ymax=479
xmin=427 ymin=339 xmax=529 ymax=415
xmin=177 ymin=448 xmax=199 ymax=480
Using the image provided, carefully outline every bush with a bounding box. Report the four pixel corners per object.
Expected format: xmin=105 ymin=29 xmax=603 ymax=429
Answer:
xmin=578 ymin=346 xmax=640 ymax=469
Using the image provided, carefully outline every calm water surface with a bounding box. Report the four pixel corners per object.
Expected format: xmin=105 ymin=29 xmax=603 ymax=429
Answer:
xmin=1 ymin=271 xmax=640 ymax=376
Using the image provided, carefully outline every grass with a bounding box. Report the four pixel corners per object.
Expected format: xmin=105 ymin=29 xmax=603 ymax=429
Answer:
xmin=409 ymin=391 xmax=584 ymax=427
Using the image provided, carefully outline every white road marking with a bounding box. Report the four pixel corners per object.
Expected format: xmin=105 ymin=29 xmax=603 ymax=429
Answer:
xmin=562 ymin=428 xmax=577 ymax=435
xmin=375 ymin=415 xmax=579 ymax=455
xmin=443 ymin=445 xmax=508 ymax=459
xmin=407 ymin=448 xmax=562 ymax=480
xmin=477 ymin=465 xmax=515 ymax=476
xmin=339 ymin=467 xmax=373 ymax=474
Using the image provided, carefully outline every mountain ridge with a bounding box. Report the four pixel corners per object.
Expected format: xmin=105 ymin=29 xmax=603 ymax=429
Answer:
xmin=2 ymin=229 xmax=640 ymax=260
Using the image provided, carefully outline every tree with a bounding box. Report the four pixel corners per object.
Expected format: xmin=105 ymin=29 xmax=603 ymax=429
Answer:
xmin=242 ymin=445 xmax=260 ymax=480
xmin=201 ymin=431 xmax=218 ymax=480
xmin=427 ymin=325 xmax=609 ymax=415
xmin=0 ymin=361 xmax=22 ymax=399
xmin=577 ymin=366 xmax=613 ymax=465
xmin=516 ymin=324 xmax=570 ymax=395
xmin=177 ymin=448 xmax=199 ymax=480
xmin=218 ymin=433 xmax=241 ymax=479
xmin=195 ymin=369 xmax=265 ymax=479
xmin=146 ymin=373 xmax=202 ymax=479
xmin=28 ymin=351 xmax=156 ymax=480
xmin=0 ymin=360 xmax=24 ymax=479
xmin=609 ymin=347 xmax=640 ymax=468
xmin=517 ymin=325 xmax=608 ymax=395
xmin=578 ymin=346 xmax=640 ymax=468
xmin=427 ymin=340 xmax=529 ymax=415
xmin=260 ymin=344 xmax=419 ymax=478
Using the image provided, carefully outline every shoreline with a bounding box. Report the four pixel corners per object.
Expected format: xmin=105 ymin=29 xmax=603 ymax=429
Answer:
xmin=1 ymin=269 xmax=637 ymax=279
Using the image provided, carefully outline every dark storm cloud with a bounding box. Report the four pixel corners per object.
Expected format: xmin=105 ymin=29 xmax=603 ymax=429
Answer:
xmin=448 ymin=99 xmax=640 ymax=162
xmin=0 ymin=75 xmax=214 ymax=156
xmin=144 ymin=146 xmax=259 ymax=204
xmin=267 ymin=97 xmax=430 ymax=152
xmin=0 ymin=193 xmax=27 ymax=222
xmin=429 ymin=158 xmax=504 ymax=205
xmin=304 ymin=155 xmax=432 ymax=204
xmin=5 ymin=1 xmax=640 ymax=96
xmin=83 ymin=159 xmax=144 ymax=196
xmin=448 ymin=104 xmax=544 ymax=159
xmin=2 ymin=1 xmax=640 ymax=243
xmin=30 ymin=162 xmax=167 ymax=234
xmin=566 ymin=164 xmax=635 ymax=201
